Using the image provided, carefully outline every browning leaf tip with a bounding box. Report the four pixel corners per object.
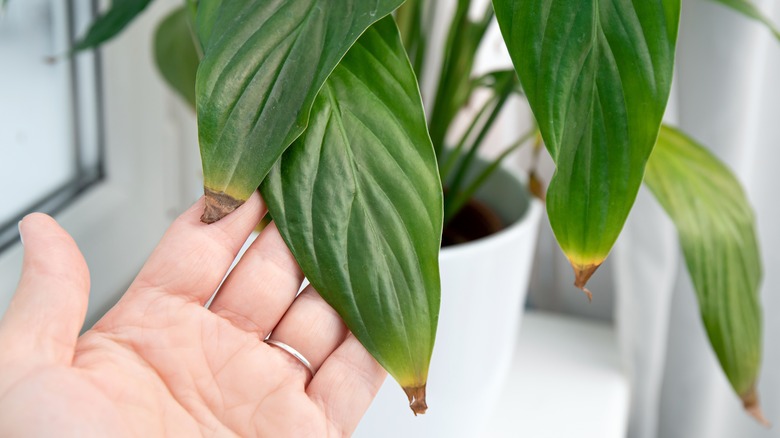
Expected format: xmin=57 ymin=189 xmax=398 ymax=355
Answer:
xmin=201 ymin=188 xmax=244 ymax=224
xmin=572 ymin=263 xmax=599 ymax=302
xmin=581 ymin=286 xmax=593 ymax=303
xmin=743 ymin=388 xmax=771 ymax=427
xmin=403 ymin=385 xmax=428 ymax=416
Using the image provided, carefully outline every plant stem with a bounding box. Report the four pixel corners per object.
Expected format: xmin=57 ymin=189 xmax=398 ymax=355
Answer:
xmin=443 ymin=128 xmax=537 ymax=225
xmin=439 ymin=93 xmax=500 ymax=182
xmin=427 ymin=0 xmax=494 ymax=159
xmin=428 ymin=0 xmax=470 ymax=157
xmin=443 ymin=86 xmax=512 ymax=216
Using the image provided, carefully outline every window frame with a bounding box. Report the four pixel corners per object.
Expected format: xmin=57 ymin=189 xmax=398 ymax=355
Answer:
xmin=0 ymin=0 xmax=106 ymax=252
xmin=0 ymin=0 xmax=201 ymax=326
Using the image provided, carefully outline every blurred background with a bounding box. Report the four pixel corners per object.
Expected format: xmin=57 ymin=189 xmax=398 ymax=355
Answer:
xmin=1 ymin=0 xmax=778 ymax=437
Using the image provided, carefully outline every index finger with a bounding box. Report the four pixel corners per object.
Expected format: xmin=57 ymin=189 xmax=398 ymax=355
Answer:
xmin=129 ymin=192 xmax=266 ymax=303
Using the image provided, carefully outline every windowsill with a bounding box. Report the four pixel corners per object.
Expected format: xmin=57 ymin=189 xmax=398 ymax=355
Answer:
xmin=487 ymin=310 xmax=630 ymax=437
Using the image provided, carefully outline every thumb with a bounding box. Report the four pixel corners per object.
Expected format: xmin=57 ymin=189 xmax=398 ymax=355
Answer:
xmin=0 ymin=213 xmax=90 ymax=365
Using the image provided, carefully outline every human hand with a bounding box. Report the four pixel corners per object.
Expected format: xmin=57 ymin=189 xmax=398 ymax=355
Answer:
xmin=0 ymin=193 xmax=386 ymax=437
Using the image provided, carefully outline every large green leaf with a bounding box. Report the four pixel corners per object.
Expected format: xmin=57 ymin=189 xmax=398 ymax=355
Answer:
xmin=707 ymin=0 xmax=780 ymax=41
xmin=645 ymin=126 xmax=765 ymax=423
xmin=260 ymin=16 xmax=442 ymax=415
xmin=492 ymin=0 xmax=680 ymax=292
xmin=195 ymin=0 xmax=403 ymax=223
xmin=73 ymin=0 xmax=154 ymax=52
xmin=154 ymin=6 xmax=200 ymax=109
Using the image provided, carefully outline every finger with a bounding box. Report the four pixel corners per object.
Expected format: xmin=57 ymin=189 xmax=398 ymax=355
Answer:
xmin=265 ymin=287 xmax=348 ymax=378
xmin=130 ymin=192 xmax=265 ymax=303
xmin=209 ymin=222 xmax=304 ymax=335
xmin=0 ymin=214 xmax=90 ymax=365
xmin=307 ymin=334 xmax=387 ymax=435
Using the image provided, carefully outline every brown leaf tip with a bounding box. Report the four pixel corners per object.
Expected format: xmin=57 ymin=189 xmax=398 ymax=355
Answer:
xmin=201 ymin=188 xmax=244 ymax=224
xmin=572 ymin=263 xmax=600 ymax=302
xmin=743 ymin=388 xmax=771 ymax=427
xmin=580 ymin=286 xmax=593 ymax=303
xmin=403 ymin=385 xmax=428 ymax=416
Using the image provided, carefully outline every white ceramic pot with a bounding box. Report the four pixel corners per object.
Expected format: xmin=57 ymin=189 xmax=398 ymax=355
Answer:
xmin=354 ymin=161 xmax=543 ymax=437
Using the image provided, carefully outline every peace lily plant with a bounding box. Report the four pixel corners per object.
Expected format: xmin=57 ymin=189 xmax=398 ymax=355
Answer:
xmin=67 ymin=0 xmax=778 ymax=422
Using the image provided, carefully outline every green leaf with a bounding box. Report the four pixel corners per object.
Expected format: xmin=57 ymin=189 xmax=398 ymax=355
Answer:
xmin=645 ymin=125 xmax=766 ymax=423
xmin=154 ymin=6 xmax=200 ymax=109
xmin=194 ymin=0 xmax=403 ymax=222
xmin=492 ymin=0 xmax=680 ymax=291
xmin=260 ymin=16 xmax=442 ymax=415
xmin=73 ymin=0 xmax=154 ymax=52
xmin=707 ymin=0 xmax=780 ymax=41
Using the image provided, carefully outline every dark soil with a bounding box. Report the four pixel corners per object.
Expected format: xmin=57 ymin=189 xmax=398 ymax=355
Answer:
xmin=441 ymin=197 xmax=504 ymax=247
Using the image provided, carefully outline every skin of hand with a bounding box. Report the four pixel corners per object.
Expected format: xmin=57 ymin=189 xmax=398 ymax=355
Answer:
xmin=0 ymin=193 xmax=386 ymax=437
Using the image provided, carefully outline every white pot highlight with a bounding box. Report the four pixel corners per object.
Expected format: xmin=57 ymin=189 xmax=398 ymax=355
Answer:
xmin=355 ymin=162 xmax=543 ymax=437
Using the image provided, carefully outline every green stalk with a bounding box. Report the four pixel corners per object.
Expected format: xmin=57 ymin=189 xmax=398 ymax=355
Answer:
xmin=443 ymin=88 xmax=512 ymax=221
xmin=428 ymin=0 xmax=470 ymax=156
xmin=443 ymin=128 xmax=536 ymax=224
xmin=427 ymin=0 xmax=494 ymax=158
xmin=439 ymin=93 xmax=500 ymax=182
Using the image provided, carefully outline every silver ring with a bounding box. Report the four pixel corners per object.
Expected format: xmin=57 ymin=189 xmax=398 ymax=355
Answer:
xmin=264 ymin=339 xmax=314 ymax=376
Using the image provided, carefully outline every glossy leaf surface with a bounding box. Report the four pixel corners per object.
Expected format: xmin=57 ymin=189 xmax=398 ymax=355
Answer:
xmin=708 ymin=0 xmax=780 ymax=41
xmin=154 ymin=6 xmax=200 ymax=109
xmin=261 ymin=16 xmax=442 ymax=415
xmin=195 ymin=0 xmax=403 ymax=222
xmin=645 ymin=125 xmax=765 ymax=421
xmin=493 ymin=0 xmax=680 ymax=290
xmin=73 ymin=0 xmax=154 ymax=52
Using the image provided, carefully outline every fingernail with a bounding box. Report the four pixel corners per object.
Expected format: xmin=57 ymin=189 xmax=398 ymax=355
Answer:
xmin=18 ymin=220 xmax=24 ymax=246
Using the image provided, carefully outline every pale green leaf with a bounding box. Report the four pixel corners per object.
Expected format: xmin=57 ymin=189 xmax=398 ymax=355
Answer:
xmin=260 ymin=16 xmax=442 ymax=413
xmin=707 ymin=0 xmax=780 ymax=41
xmin=645 ymin=125 xmax=765 ymax=420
